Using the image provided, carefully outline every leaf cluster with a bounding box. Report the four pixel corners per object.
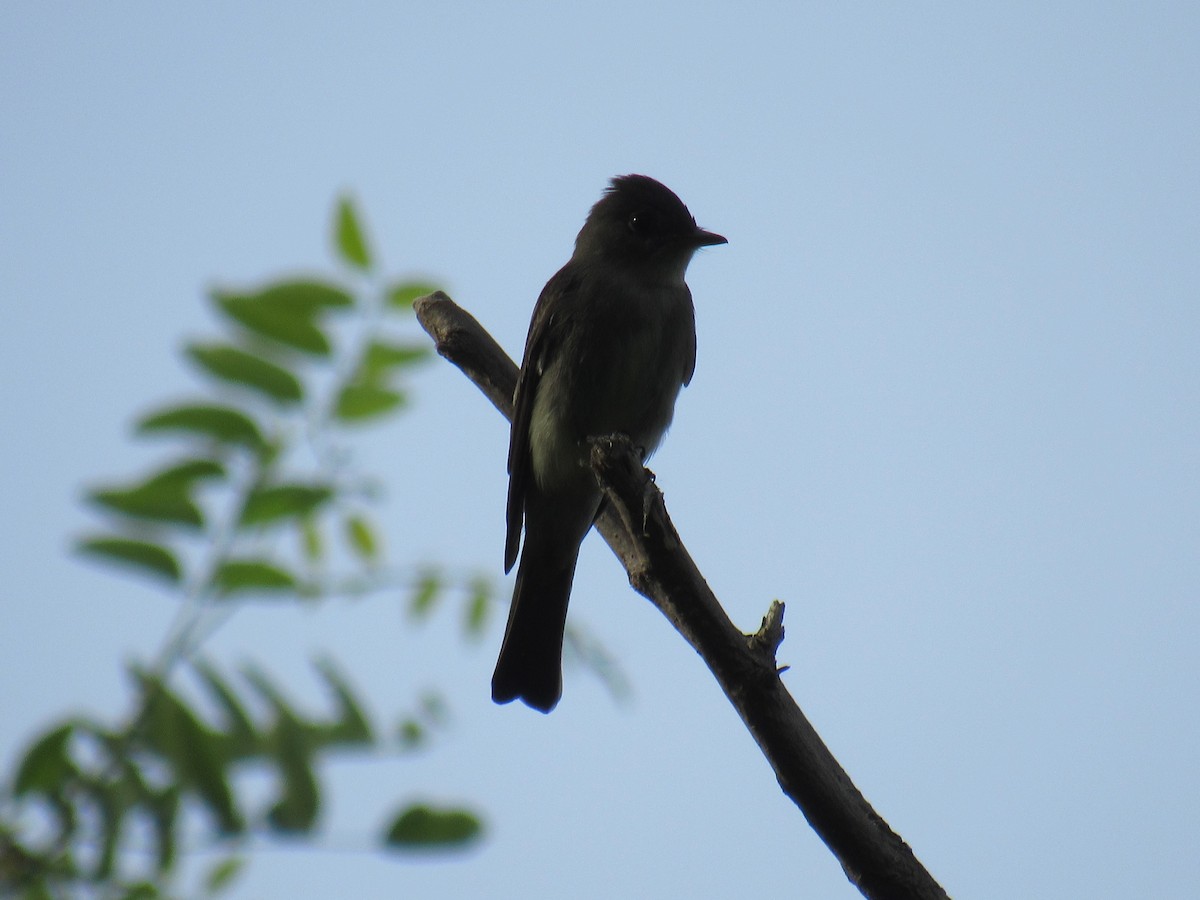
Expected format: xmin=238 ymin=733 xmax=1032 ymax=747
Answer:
xmin=79 ymin=204 xmax=439 ymax=593
xmin=4 ymin=660 xmax=480 ymax=899
xmin=1 ymin=197 xmax=487 ymax=899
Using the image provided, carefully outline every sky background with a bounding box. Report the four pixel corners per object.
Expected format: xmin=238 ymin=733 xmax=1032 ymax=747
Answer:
xmin=3 ymin=4 xmax=1198 ymax=898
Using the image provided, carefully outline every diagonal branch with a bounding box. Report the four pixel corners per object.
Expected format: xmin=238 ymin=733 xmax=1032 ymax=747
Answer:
xmin=414 ymin=291 xmax=950 ymax=900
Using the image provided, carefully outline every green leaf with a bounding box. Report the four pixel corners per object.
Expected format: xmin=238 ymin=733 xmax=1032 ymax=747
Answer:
xmin=137 ymin=671 xmax=243 ymax=834
xmin=344 ymin=514 xmax=378 ymax=562
xmin=212 ymin=559 xmax=297 ymax=596
xmin=77 ymin=536 xmax=182 ymax=583
xmin=14 ymin=722 xmax=76 ymax=796
xmin=16 ymin=877 xmax=55 ymax=900
xmin=464 ymin=574 xmax=491 ymax=637
xmin=383 ymin=804 xmax=483 ymax=850
xmin=137 ymin=403 xmax=267 ymax=452
xmin=147 ymin=785 xmax=181 ymax=872
xmin=193 ymin=661 xmax=258 ymax=757
xmin=252 ymin=280 xmax=355 ymax=311
xmin=90 ymin=779 xmax=123 ymax=878
xmin=361 ymin=340 xmax=431 ymax=379
xmin=152 ymin=458 xmax=227 ymax=484
xmin=239 ymin=666 xmax=321 ymax=833
xmin=89 ymin=485 xmax=201 ymax=528
xmin=214 ymin=293 xmax=332 ymax=356
xmin=86 ymin=458 xmax=225 ymax=528
xmin=213 ymin=283 xmax=350 ymax=321
xmin=300 ymin=515 xmax=323 ymax=562
xmin=397 ymin=719 xmax=424 ymax=749
xmin=239 ymin=484 xmax=333 ymax=527
xmin=266 ymin=720 xmax=320 ymax=834
xmin=334 ymin=383 xmax=405 ymax=421
xmin=204 ymin=857 xmax=245 ymax=895
xmin=117 ymin=882 xmax=161 ymax=900
xmin=408 ymin=569 xmax=440 ymax=620
xmin=385 ymin=280 xmax=440 ymax=311
xmin=334 ymin=195 xmax=372 ymax=271
xmin=186 ymin=343 xmax=304 ymax=404
xmin=240 ymin=664 xmax=296 ymax=713
xmin=314 ymin=658 xmax=373 ymax=745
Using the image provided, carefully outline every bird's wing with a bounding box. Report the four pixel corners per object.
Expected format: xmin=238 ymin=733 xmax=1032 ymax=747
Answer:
xmin=681 ymin=285 xmax=697 ymax=387
xmin=504 ymin=266 xmax=581 ymax=572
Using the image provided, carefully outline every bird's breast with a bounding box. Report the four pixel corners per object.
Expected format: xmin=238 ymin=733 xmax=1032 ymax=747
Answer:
xmin=528 ymin=281 xmax=692 ymax=491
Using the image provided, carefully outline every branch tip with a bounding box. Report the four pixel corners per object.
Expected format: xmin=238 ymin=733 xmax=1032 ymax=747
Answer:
xmin=750 ymin=599 xmax=786 ymax=657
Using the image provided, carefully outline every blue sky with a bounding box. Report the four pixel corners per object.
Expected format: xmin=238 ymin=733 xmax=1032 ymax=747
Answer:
xmin=3 ymin=5 xmax=1198 ymax=898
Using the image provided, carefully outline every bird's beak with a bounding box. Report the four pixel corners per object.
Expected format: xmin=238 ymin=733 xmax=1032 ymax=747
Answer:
xmin=693 ymin=228 xmax=728 ymax=247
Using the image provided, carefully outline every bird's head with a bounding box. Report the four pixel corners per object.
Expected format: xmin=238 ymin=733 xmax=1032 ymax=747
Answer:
xmin=573 ymin=174 xmax=726 ymax=279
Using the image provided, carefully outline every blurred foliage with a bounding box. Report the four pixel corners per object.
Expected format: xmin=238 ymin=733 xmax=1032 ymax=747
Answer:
xmin=0 ymin=197 xmax=488 ymax=899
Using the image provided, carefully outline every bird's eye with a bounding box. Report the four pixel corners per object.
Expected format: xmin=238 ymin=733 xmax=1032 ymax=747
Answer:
xmin=628 ymin=210 xmax=656 ymax=235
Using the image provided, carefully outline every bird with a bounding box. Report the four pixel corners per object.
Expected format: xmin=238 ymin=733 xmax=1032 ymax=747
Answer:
xmin=492 ymin=174 xmax=725 ymax=712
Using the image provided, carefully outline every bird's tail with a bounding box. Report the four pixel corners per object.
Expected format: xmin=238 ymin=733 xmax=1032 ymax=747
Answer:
xmin=491 ymin=532 xmax=581 ymax=713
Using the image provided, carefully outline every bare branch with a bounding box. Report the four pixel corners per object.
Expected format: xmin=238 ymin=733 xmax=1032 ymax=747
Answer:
xmin=414 ymin=292 xmax=950 ymax=900
xmin=413 ymin=291 xmax=518 ymax=417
